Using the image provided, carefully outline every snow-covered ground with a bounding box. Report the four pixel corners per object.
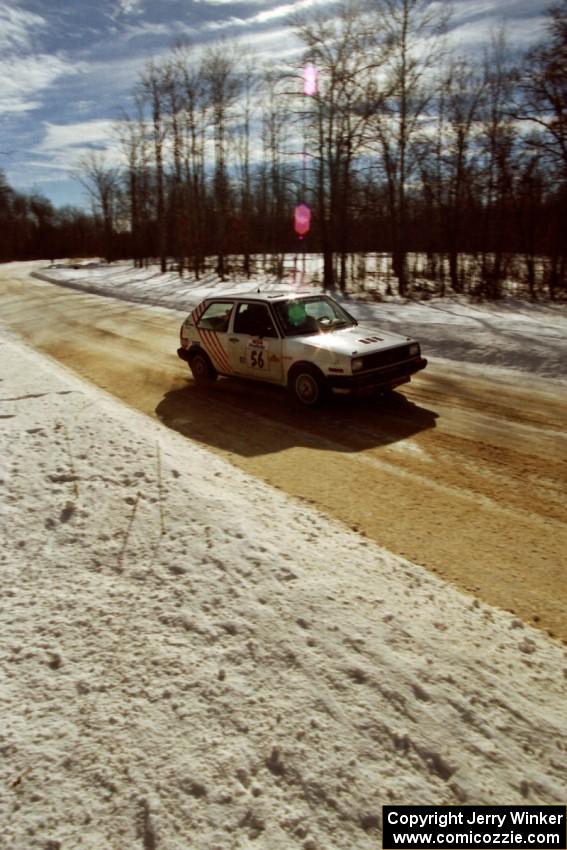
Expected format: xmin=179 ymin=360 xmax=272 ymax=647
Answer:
xmin=1 ymin=314 xmax=567 ymax=847
xmin=33 ymin=260 xmax=567 ymax=382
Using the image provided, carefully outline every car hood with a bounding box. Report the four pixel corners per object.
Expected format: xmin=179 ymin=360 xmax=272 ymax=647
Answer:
xmin=290 ymin=324 xmax=413 ymax=357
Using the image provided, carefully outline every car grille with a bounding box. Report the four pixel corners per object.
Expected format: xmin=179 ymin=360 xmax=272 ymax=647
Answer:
xmin=360 ymin=344 xmax=412 ymax=372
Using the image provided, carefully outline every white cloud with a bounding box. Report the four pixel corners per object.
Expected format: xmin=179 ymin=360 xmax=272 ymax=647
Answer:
xmin=252 ymin=0 xmax=331 ymax=24
xmin=75 ymin=54 xmax=153 ymax=103
xmin=120 ymin=20 xmax=195 ymax=41
xmin=24 ymin=160 xmax=79 ymax=175
xmin=193 ymin=0 xmax=270 ymax=4
xmin=205 ymin=15 xmax=245 ymax=30
xmin=448 ymin=15 xmax=547 ymax=50
xmin=116 ymin=0 xmax=144 ymax=15
xmin=29 ymin=120 xmax=124 ymax=180
xmin=0 ymin=5 xmax=46 ymax=52
xmin=229 ymin=23 xmax=295 ymax=47
xmin=75 ymin=100 xmax=97 ymax=115
xmin=1 ymin=99 xmax=42 ymax=114
xmin=0 ymin=54 xmax=81 ymax=115
xmin=450 ymin=0 xmax=505 ymax=24
xmin=37 ymin=120 xmax=117 ymax=152
xmin=204 ymin=0 xmax=339 ymax=31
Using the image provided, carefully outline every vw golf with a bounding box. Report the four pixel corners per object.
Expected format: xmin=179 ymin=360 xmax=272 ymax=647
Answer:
xmin=177 ymin=291 xmax=427 ymax=406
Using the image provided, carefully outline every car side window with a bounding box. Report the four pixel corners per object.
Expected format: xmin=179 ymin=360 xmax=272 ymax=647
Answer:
xmin=234 ymin=303 xmax=278 ymax=338
xmin=197 ymin=302 xmax=233 ymax=333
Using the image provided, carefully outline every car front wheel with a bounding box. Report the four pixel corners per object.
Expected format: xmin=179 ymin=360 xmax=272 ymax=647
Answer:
xmin=189 ymin=350 xmax=217 ymax=383
xmin=289 ymin=365 xmax=326 ymax=407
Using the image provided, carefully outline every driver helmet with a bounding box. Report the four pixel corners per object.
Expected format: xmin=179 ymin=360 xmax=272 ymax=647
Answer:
xmin=287 ymin=301 xmax=306 ymax=326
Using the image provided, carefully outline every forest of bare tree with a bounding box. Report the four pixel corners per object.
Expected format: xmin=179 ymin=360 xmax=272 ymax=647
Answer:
xmin=1 ymin=0 xmax=566 ymax=299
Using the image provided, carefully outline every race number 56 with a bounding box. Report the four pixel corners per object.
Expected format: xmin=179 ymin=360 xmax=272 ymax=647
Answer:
xmin=247 ymin=349 xmax=267 ymax=369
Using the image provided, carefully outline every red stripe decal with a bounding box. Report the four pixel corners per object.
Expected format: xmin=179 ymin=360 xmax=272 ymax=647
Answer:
xmin=192 ymin=302 xmax=207 ymax=323
xmin=208 ymin=335 xmax=232 ymax=373
xmin=208 ymin=332 xmax=232 ymax=373
xmin=201 ymin=330 xmax=222 ymax=368
xmin=198 ymin=329 xmax=232 ymax=373
xmin=197 ymin=328 xmax=219 ymax=368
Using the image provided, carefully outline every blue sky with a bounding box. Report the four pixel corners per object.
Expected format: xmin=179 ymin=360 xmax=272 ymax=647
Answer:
xmin=0 ymin=0 xmax=551 ymax=209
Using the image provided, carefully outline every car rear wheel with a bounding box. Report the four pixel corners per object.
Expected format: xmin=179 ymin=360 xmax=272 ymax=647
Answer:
xmin=189 ymin=350 xmax=217 ymax=383
xmin=289 ymin=365 xmax=326 ymax=407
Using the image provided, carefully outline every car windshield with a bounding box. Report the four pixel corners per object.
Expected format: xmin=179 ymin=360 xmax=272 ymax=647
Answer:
xmin=275 ymin=296 xmax=356 ymax=337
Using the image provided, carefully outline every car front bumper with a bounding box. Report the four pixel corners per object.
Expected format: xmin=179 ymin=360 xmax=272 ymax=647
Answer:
xmin=327 ymin=357 xmax=428 ymax=395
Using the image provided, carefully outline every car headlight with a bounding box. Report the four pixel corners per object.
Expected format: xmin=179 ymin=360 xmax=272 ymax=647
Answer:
xmin=352 ymin=357 xmax=364 ymax=372
xmin=409 ymin=343 xmax=420 ymax=357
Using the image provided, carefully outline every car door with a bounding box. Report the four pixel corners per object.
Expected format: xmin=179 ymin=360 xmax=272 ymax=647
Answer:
xmin=194 ymin=300 xmax=234 ymax=375
xmin=227 ymin=302 xmax=283 ymax=382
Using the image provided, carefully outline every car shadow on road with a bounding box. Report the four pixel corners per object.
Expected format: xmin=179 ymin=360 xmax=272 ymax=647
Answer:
xmin=155 ymin=376 xmax=439 ymax=459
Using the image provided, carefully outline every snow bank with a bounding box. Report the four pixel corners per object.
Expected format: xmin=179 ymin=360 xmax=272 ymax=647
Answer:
xmin=1 ymin=328 xmax=566 ymax=850
xmin=32 ymin=260 xmax=567 ymax=382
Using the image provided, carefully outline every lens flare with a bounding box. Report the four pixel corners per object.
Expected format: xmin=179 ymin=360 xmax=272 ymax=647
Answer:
xmin=294 ymin=203 xmax=311 ymax=238
xmin=303 ymin=63 xmax=318 ymax=96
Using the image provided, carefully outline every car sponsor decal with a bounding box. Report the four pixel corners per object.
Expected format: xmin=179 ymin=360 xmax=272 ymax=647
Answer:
xmin=249 ymin=337 xmax=267 ymax=348
xmin=197 ymin=328 xmax=232 ymax=374
xmin=245 ymin=338 xmax=270 ymax=370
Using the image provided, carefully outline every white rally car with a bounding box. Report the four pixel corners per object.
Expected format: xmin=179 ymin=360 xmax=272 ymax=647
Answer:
xmin=177 ymin=291 xmax=427 ymax=406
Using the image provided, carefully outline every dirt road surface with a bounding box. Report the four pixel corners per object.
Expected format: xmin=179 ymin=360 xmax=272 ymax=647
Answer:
xmin=2 ymin=267 xmax=566 ymax=642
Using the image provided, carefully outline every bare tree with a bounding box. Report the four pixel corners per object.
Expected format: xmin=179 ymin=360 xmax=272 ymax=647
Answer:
xmin=173 ymin=47 xmax=207 ymax=278
xmin=519 ymin=0 xmax=567 ymax=179
xmin=51 ymin=12 xmax=564 ymax=299
xmin=369 ymin=0 xmax=449 ymax=295
xmin=202 ymin=44 xmax=240 ymax=280
xmin=518 ymin=0 xmax=567 ymax=297
xmin=477 ymin=32 xmax=517 ymax=298
xmin=512 ymin=150 xmax=546 ymax=299
xmin=163 ymin=57 xmax=187 ymax=276
xmin=140 ymin=60 xmax=169 ymax=273
xmin=73 ymin=151 xmax=120 ymax=262
xmin=439 ymin=59 xmax=485 ymax=293
xmin=233 ymin=56 xmax=257 ymax=278
xmin=115 ymin=98 xmax=149 ymax=267
xmin=295 ymin=0 xmax=383 ymax=290
xmin=259 ymin=68 xmax=291 ymax=271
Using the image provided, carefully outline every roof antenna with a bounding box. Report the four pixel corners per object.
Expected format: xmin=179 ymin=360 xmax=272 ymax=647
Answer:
xmin=257 ymin=286 xmax=261 ymax=292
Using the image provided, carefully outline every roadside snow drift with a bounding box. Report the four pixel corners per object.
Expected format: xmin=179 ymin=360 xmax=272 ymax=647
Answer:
xmin=1 ymin=328 xmax=566 ymax=850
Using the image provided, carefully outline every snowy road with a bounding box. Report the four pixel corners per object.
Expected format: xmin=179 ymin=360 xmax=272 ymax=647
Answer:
xmin=1 ymin=265 xmax=566 ymax=644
